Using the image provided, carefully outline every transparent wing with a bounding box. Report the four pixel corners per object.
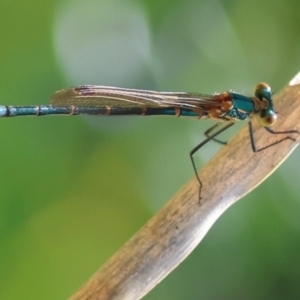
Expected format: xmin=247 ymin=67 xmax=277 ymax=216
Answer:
xmin=50 ymin=85 xmax=232 ymax=112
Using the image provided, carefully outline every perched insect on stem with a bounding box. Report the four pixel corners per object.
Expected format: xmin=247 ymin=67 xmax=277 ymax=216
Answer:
xmin=0 ymin=83 xmax=298 ymax=197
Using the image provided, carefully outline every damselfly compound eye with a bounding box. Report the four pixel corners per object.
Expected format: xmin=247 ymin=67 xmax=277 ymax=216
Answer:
xmin=260 ymin=108 xmax=277 ymax=127
xmin=254 ymin=82 xmax=271 ymax=100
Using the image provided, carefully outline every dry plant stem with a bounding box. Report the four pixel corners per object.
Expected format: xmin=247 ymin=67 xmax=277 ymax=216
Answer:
xmin=70 ymin=74 xmax=300 ymax=300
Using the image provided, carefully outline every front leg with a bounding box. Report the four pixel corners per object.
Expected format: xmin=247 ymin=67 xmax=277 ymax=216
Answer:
xmin=248 ymin=121 xmax=299 ymax=152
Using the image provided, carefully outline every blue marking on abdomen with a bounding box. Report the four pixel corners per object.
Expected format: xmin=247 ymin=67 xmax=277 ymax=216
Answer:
xmin=159 ymin=108 xmax=205 ymax=117
xmin=180 ymin=109 xmax=202 ymax=117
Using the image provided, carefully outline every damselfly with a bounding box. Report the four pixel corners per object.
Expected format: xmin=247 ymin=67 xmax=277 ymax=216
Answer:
xmin=0 ymin=83 xmax=298 ymax=193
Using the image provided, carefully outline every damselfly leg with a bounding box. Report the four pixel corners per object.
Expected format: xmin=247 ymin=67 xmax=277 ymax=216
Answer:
xmin=190 ymin=122 xmax=235 ymax=202
xmin=248 ymin=121 xmax=299 ymax=152
xmin=192 ymin=120 xmax=299 ymax=203
xmin=204 ymin=123 xmax=228 ymax=145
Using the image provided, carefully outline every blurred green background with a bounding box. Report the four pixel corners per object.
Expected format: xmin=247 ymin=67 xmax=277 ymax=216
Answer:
xmin=1 ymin=0 xmax=300 ymax=299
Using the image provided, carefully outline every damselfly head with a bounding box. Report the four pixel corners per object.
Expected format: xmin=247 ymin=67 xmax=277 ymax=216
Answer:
xmin=254 ymin=83 xmax=277 ymax=127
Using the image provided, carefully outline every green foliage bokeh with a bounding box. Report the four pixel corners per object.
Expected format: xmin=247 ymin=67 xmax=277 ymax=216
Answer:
xmin=1 ymin=0 xmax=300 ymax=299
